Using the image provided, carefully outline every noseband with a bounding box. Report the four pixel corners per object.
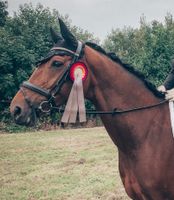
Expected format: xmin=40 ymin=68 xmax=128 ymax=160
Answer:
xmin=20 ymin=41 xmax=84 ymax=112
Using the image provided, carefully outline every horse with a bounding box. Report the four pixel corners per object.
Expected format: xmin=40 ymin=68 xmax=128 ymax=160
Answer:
xmin=10 ymin=18 xmax=174 ymax=200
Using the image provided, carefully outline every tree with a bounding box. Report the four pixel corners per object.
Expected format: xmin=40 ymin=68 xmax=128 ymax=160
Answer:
xmin=104 ymin=14 xmax=174 ymax=86
xmin=0 ymin=0 xmax=8 ymax=26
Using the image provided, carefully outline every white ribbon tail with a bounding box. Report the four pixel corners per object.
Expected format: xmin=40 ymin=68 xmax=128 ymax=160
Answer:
xmin=76 ymin=76 xmax=86 ymax=122
xmin=61 ymin=72 xmax=86 ymax=124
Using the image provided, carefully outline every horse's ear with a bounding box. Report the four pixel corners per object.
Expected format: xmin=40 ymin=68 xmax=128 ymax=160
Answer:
xmin=58 ymin=18 xmax=78 ymax=48
xmin=50 ymin=27 xmax=62 ymax=44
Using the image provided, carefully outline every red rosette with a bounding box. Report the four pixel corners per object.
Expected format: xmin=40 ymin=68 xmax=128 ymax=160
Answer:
xmin=69 ymin=62 xmax=88 ymax=81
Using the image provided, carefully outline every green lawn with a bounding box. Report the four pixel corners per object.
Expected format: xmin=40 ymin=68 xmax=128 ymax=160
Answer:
xmin=0 ymin=127 xmax=130 ymax=200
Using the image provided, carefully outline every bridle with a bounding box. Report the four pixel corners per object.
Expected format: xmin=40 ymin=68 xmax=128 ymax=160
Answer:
xmin=20 ymin=41 xmax=84 ymax=113
xmin=20 ymin=41 xmax=169 ymax=116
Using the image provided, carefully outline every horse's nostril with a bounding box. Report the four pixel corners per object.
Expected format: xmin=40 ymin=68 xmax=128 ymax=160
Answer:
xmin=12 ymin=105 xmax=36 ymax=126
xmin=13 ymin=106 xmax=22 ymax=119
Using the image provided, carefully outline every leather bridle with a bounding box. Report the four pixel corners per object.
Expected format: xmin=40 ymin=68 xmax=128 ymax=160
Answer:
xmin=20 ymin=41 xmax=169 ymax=116
xmin=20 ymin=41 xmax=84 ymax=113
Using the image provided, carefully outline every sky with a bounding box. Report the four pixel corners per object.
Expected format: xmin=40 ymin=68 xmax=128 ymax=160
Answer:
xmin=7 ymin=0 xmax=174 ymax=41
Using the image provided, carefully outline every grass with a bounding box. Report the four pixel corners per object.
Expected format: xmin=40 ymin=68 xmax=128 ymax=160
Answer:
xmin=0 ymin=127 xmax=130 ymax=200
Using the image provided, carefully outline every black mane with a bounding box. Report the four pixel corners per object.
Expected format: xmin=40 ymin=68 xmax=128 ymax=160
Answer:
xmin=85 ymin=42 xmax=165 ymax=98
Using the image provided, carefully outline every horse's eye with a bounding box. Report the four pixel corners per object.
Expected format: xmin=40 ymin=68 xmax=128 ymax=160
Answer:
xmin=52 ymin=61 xmax=63 ymax=68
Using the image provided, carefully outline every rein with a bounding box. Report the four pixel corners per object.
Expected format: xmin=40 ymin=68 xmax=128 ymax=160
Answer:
xmin=51 ymin=99 xmax=169 ymax=115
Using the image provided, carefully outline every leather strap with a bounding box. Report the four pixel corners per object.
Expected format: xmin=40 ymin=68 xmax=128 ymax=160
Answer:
xmin=51 ymin=41 xmax=83 ymax=57
xmin=21 ymin=81 xmax=51 ymax=98
xmin=75 ymin=41 xmax=83 ymax=57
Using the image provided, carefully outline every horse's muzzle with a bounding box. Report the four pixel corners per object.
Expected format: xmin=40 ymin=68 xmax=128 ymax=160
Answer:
xmin=11 ymin=104 xmax=37 ymax=126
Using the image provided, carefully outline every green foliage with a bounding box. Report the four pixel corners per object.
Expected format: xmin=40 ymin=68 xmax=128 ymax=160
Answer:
xmin=104 ymin=13 xmax=174 ymax=86
xmin=0 ymin=0 xmax=8 ymax=26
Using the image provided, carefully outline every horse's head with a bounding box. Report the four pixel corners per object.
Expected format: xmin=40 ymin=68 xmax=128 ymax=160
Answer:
xmin=10 ymin=19 xmax=91 ymax=126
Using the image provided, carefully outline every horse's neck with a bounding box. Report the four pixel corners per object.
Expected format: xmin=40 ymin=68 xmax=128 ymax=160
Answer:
xmin=85 ymin=46 xmax=160 ymax=109
xmin=85 ymin=46 xmax=163 ymax=152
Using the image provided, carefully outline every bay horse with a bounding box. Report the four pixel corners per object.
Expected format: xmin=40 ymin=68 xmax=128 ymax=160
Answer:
xmin=10 ymin=18 xmax=174 ymax=200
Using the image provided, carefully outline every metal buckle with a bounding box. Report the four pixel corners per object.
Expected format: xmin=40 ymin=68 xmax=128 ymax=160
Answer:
xmin=39 ymin=101 xmax=52 ymax=113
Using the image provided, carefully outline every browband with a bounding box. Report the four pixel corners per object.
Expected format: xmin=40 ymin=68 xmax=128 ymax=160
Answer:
xmin=51 ymin=41 xmax=83 ymax=57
